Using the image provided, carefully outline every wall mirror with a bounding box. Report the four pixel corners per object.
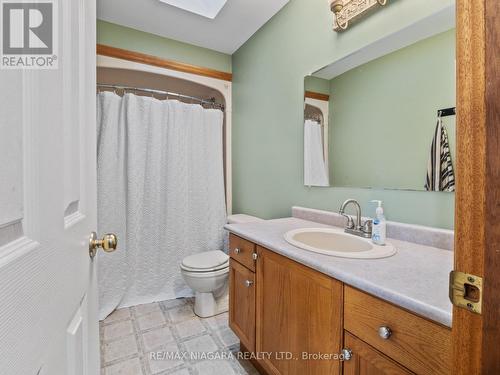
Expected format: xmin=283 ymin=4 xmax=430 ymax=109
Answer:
xmin=303 ymin=7 xmax=456 ymax=191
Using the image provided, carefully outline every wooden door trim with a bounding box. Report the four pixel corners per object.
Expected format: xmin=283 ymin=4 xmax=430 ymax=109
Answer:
xmin=96 ymin=44 xmax=233 ymax=81
xmin=454 ymin=0 xmax=500 ymax=373
xmin=483 ymin=3 xmax=500 ymax=372
xmin=304 ymin=90 xmax=330 ymax=101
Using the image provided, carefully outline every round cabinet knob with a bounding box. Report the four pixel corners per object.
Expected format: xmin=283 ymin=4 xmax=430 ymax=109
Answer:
xmin=245 ymin=280 xmax=254 ymax=287
xmin=341 ymin=348 xmax=353 ymax=361
xmin=89 ymin=232 xmax=118 ymax=259
xmin=378 ymin=326 xmax=392 ymax=340
xmin=252 ymin=253 xmax=258 ymax=260
xmin=234 ymin=248 xmax=241 ymax=254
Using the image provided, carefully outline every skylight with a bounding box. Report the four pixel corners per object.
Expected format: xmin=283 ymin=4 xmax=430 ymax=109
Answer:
xmin=158 ymin=0 xmax=228 ymax=19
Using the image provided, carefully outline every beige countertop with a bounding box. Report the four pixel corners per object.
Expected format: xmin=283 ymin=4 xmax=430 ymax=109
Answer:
xmin=225 ymin=216 xmax=453 ymax=327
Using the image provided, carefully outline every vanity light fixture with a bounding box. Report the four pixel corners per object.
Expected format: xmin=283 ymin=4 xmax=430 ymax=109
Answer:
xmin=330 ymin=0 xmax=388 ymax=32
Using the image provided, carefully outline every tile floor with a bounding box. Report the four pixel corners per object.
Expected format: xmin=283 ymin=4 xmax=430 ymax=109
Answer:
xmin=100 ymin=298 xmax=259 ymax=375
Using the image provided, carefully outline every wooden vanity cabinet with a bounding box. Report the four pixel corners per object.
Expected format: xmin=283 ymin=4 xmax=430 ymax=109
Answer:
xmin=256 ymin=246 xmax=343 ymax=375
xmin=227 ymin=234 xmax=451 ymax=375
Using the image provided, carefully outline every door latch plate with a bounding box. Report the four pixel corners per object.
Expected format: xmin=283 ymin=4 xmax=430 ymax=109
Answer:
xmin=449 ymin=271 xmax=483 ymax=314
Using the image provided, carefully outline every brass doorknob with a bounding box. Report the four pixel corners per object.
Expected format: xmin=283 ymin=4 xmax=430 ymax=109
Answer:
xmin=89 ymin=232 xmax=117 ymax=258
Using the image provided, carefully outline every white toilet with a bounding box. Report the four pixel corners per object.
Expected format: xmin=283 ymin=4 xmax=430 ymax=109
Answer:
xmin=180 ymin=214 xmax=263 ymax=318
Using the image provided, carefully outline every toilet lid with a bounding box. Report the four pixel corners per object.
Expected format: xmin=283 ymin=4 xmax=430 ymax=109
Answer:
xmin=181 ymin=250 xmax=229 ymax=271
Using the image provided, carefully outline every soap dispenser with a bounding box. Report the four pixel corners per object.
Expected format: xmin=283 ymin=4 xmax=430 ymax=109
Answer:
xmin=370 ymin=200 xmax=386 ymax=245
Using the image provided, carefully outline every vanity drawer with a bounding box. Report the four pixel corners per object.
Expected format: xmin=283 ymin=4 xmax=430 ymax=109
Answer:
xmin=229 ymin=234 xmax=256 ymax=271
xmin=344 ymin=286 xmax=451 ymax=375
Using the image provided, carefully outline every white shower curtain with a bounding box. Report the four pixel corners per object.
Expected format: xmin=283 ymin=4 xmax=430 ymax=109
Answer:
xmin=304 ymin=119 xmax=329 ymax=187
xmin=96 ymin=92 xmax=227 ymax=320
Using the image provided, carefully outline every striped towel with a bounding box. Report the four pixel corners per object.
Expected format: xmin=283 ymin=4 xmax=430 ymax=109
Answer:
xmin=425 ymin=117 xmax=455 ymax=192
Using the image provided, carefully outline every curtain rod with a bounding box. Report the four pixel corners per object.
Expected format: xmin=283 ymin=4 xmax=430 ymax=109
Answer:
xmin=96 ymin=83 xmax=225 ymax=111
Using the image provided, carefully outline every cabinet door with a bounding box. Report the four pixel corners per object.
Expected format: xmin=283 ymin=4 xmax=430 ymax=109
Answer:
xmin=229 ymin=259 xmax=256 ymax=352
xmin=256 ymin=246 xmax=343 ymax=375
xmin=343 ymin=333 xmax=413 ymax=375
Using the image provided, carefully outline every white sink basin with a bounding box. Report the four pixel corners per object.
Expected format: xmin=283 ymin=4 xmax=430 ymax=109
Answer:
xmin=284 ymin=227 xmax=396 ymax=259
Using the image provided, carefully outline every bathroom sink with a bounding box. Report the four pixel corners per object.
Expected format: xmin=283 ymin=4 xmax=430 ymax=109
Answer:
xmin=284 ymin=227 xmax=396 ymax=259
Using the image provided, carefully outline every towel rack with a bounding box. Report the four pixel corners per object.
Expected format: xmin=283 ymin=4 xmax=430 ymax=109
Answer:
xmin=438 ymin=107 xmax=456 ymax=117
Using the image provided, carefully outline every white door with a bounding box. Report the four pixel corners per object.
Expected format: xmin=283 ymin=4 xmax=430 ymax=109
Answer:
xmin=0 ymin=0 xmax=102 ymax=374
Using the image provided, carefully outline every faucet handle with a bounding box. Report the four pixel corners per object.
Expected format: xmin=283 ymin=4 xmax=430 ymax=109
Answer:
xmin=343 ymin=215 xmax=355 ymax=229
xmin=362 ymin=219 xmax=373 ymax=234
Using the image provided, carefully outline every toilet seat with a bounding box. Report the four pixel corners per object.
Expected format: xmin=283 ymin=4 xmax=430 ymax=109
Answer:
xmin=180 ymin=250 xmax=229 ymax=273
xmin=180 ymin=266 xmax=229 ymax=279
xmin=180 ymin=261 xmax=229 ymax=273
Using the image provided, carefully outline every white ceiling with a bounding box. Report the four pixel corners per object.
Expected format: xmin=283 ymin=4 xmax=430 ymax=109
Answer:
xmin=158 ymin=0 xmax=228 ymax=19
xmin=97 ymin=0 xmax=289 ymax=55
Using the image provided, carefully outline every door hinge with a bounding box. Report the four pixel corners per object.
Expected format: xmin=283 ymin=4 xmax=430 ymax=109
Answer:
xmin=449 ymin=271 xmax=483 ymax=314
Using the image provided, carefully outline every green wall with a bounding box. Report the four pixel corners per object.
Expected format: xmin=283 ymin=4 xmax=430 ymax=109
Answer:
xmin=232 ymin=0 xmax=455 ymax=229
xmin=329 ymin=29 xmax=456 ymax=190
xmin=97 ymin=20 xmax=232 ymax=73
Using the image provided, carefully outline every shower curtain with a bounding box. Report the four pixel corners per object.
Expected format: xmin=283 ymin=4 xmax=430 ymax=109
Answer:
xmin=96 ymin=92 xmax=227 ymax=320
xmin=304 ymin=119 xmax=329 ymax=186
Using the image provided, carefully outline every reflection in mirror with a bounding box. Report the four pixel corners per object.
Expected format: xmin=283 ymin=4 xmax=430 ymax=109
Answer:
xmin=304 ymin=28 xmax=456 ymax=191
xmin=304 ymin=90 xmax=330 ymax=187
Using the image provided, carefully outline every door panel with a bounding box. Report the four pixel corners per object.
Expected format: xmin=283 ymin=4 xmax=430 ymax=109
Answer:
xmin=256 ymin=247 xmax=343 ymax=375
xmin=66 ymin=296 xmax=87 ymax=375
xmin=0 ymin=0 xmax=98 ymax=373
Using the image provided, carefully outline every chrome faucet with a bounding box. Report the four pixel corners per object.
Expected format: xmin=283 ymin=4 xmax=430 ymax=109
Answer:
xmin=339 ymin=199 xmax=372 ymax=238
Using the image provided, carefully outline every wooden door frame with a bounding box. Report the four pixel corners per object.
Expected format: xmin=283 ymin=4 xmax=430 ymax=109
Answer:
xmin=454 ymin=0 xmax=500 ymax=373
